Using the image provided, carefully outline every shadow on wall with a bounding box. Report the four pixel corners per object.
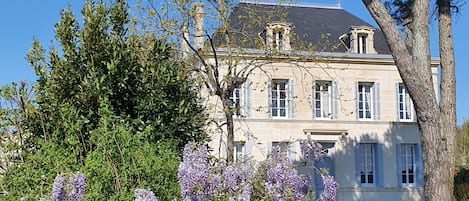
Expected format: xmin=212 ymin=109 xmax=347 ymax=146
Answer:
xmin=328 ymin=122 xmax=424 ymax=201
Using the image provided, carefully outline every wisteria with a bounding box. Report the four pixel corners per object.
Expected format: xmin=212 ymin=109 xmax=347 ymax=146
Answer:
xmin=69 ymin=172 xmax=87 ymax=201
xmin=38 ymin=139 xmax=338 ymax=201
xmin=49 ymin=172 xmax=88 ymax=201
xmin=300 ymin=139 xmax=326 ymax=161
xmin=178 ymin=143 xmax=223 ymax=200
xmin=319 ymin=175 xmax=339 ymax=201
xmin=265 ymin=146 xmax=311 ymax=201
xmin=134 ymin=189 xmax=158 ymax=201
xmin=52 ymin=175 xmax=67 ymax=201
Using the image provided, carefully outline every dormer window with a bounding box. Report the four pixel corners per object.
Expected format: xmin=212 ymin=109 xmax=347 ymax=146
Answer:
xmin=340 ymin=26 xmax=377 ymax=54
xmin=265 ymin=22 xmax=292 ymax=51
xmin=358 ymin=33 xmax=367 ymax=54
xmin=273 ymin=28 xmax=284 ymax=50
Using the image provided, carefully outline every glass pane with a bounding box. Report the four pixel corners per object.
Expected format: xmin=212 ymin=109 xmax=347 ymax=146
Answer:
xmin=280 ymin=91 xmax=286 ymax=99
xmin=280 ymin=100 xmax=285 ymax=107
xmin=280 ymin=109 xmax=286 ymax=117
xmin=368 ymin=175 xmax=373 ymax=183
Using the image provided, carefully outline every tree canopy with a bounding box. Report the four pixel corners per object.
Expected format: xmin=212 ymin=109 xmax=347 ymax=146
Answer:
xmin=0 ymin=0 xmax=207 ymax=200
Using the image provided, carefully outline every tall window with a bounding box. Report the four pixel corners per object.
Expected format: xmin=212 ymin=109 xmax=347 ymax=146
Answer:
xmin=360 ymin=144 xmax=375 ymax=184
xmin=273 ymin=29 xmax=284 ymax=51
xmin=398 ymin=84 xmax=414 ymax=121
xmin=229 ymin=87 xmax=242 ymax=116
xmin=234 ymin=141 xmax=246 ymax=162
xmin=357 ymin=82 xmax=375 ymax=120
xmin=401 ymin=144 xmax=416 ymax=185
xmin=358 ymin=33 xmax=368 ymax=54
xmin=314 ymin=81 xmax=332 ymax=119
xmin=271 ymin=79 xmax=288 ymax=118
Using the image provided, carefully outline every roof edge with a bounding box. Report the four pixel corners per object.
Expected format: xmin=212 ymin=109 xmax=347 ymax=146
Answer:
xmin=239 ymin=0 xmax=342 ymax=9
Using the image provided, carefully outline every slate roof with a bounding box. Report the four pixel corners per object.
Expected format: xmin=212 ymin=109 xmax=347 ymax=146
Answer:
xmin=213 ymin=2 xmax=391 ymax=54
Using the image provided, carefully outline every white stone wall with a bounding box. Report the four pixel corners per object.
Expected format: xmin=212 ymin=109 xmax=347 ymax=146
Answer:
xmin=204 ymin=54 xmax=438 ymax=201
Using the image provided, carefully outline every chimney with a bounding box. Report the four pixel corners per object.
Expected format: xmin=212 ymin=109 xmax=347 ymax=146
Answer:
xmin=194 ymin=2 xmax=204 ymax=50
xmin=181 ymin=22 xmax=190 ymax=59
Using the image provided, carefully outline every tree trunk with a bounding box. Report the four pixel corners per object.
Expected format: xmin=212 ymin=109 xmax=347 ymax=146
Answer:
xmin=222 ymin=92 xmax=235 ymax=163
xmin=362 ymin=0 xmax=455 ymax=200
xmin=438 ymin=0 xmax=457 ymax=198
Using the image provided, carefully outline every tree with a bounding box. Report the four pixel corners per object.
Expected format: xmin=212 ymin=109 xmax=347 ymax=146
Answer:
xmin=138 ymin=0 xmax=328 ymax=164
xmin=361 ymin=0 xmax=457 ymax=200
xmin=0 ymin=0 xmax=207 ymax=200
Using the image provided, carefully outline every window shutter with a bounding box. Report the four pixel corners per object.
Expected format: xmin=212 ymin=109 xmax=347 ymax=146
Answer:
xmin=288 ymin=79 xmax=295 ymax=119
xmin=375 ymin=143 xmax=384 ymax=187
xmin=312 ymin=80 xmax=316 ymax=118
xmin=416 ymin=144 xmax=424 ymax=187
xmin=355 ymin=82 xmax=359 ymax=120
xmin=267 ymin=79 xmax=272 ymax=118
xmin=355 ymin=143 xmax=361 ymax=185
xmin=396 ymin=83 xmax=401 ymax=121
xmin=267 ymin=141 xmax=273 ymax=155
xmin=396 ymin=144 xmax=402 ymax=187
xmin=289 ymin=142 xmax=296 ymax=164
xmin=220 ymin=140 xmax=227 ymax=159
xmin=373 ymin=82 xmax=381 ymax=120
xmin=245 ymin=139 xmax=253 ymax=157
xmin=243 ymin=79 xmax=251 ymax=118
xmin=332 ymin=80 xmax=339 ymax=119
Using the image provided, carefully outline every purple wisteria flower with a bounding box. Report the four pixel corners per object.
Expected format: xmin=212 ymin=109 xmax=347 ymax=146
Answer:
xmin=222 ymin=159 xmax=255 ymax=201
xmin=300 ymin=139 xmax=325 ymax=161
xmin=69 ymin=172 xmax=87 ymax=201
xmin=319 ymin=175 xmax=339 ymax=201
xmin=134 ymin=188 xmax=158 ymax=201
xmin=52 ymin=175 xmax=67 ymax=201
xmin=265 ymin=146 xmax=311 ymax=201
xmin=178 ymin=143 xmax=222 ymax=201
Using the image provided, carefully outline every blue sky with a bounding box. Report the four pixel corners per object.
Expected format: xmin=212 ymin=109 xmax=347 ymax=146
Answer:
xmin=0 ymin=1 xmax=467 ymax=125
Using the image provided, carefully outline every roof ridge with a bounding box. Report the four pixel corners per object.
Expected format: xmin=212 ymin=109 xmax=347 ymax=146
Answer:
xmin=239 ymin=0 xmax=342 ymax=9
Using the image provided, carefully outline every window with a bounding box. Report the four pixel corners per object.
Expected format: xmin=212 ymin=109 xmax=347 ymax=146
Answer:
xmin=228 ymin=82 xmax=251 ymax=117
xmin=356 ymin=82 xmax=380 ymax=120
xmin=401 ymin=144 xmax=416 ymax=185
xmin=359 ymin=143 xmax=375 ymax=184
xmin=273 ymin=29 xmax=284 ymax=51
xmin=270 ymin=79 xmax=294 ymax=118
xmin=398 ymin=84 xmax=414 ymax=121
xmin=356 ymin=143 xmax=383 ymax=187
xmin=314 ymin=81 xmax=339 ymax=119
xmin=234 ymin=141 xmax=246 ymax=162
xmin=229 ymin=87 xmax=242 ymax=116
xmin=397 ymin=144 xmax=423 ymax=187
xmin=266 ymin=22 xmax=291 ymax=51
xmin=346 ymin=26 xmax=377 ymax=54
xmin=270 ymin=141 xmax=295 ymax=163
xmin=358 ymin=33 xmax=367 ymax=54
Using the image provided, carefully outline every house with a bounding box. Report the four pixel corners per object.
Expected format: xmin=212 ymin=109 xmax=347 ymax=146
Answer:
xmin=193 ymin=1 xmax=439 ymax=200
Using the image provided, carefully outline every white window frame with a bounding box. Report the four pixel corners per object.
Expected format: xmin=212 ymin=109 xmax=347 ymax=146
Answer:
xmin=401 ymin=144 xmax=417 ymax=186
xmin=358 ymin=33 xmax=368 ymax=54
xmin=359 ymin=143 xmax=376 ymax=186
xmin=266 ymin=23 xmax=291 ymax=51
xmin=229 ymin=87 xmax=242 ymax=117
xmin=357 ymin=83 xmax=374 ymax=120
xmin=234 ymin=141 xmax=246 ymax=162
xmin=314 ymin=81 xmax=333 ymax=119
xmin=273 ymin=28 xmax=284 ymax=51
xmin=398 ymin=84 xmax=414 ymax=121
xmin=271 ymin=79 xmax=289 ymax=119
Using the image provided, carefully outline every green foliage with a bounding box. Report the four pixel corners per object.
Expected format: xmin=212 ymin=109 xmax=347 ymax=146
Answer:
xmin=454 ymin=168 xmax=469 ymax=200
xmin=1 ymin=0 xmax=207 ymax=200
